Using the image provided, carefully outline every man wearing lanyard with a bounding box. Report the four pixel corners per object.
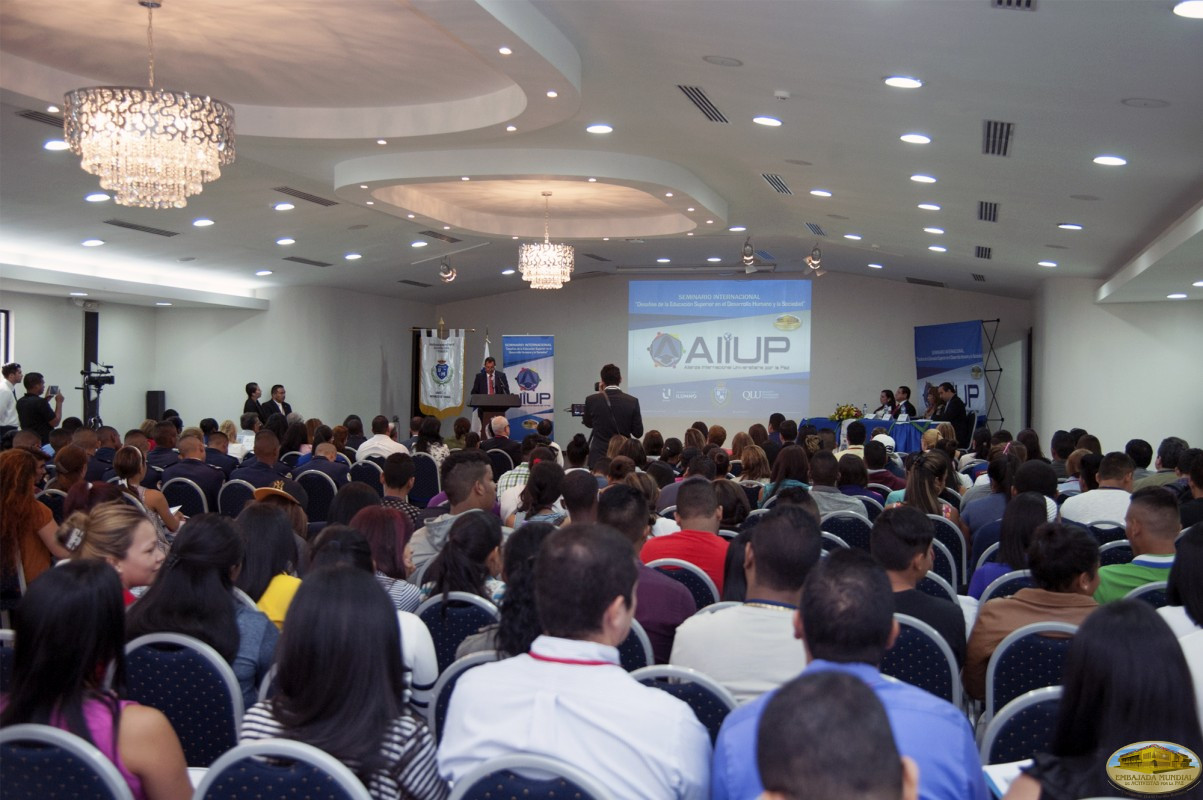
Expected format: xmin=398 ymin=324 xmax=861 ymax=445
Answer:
xmin=470 ymin=356 xmax=510 ymax=434
xmin=582 ymin=362 xmax=643 ymax=468
xmin=438 ymin=524 xmax=711 ymax=799
xmin=1 ymin=362 xmax=22 ymax=439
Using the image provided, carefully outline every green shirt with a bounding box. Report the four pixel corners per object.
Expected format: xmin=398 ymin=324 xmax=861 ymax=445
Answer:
xmin=1093 ymin=554 xmax=1174 ymax=604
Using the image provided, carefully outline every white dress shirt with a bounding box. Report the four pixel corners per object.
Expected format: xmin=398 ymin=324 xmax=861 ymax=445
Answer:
xmin=357 ymin=433 xmax=410 ymax=461
xmin=438 ymin=635 xmax=711 ymax=799
xmin=1059 ymin=486 xmax=1131 ymax=525
xmin=1 ymin=378 xmax=19 ymax=427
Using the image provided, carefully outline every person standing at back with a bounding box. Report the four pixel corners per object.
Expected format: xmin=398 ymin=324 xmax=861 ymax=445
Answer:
xmin=582 ymin=363 xmax=643 ymax=468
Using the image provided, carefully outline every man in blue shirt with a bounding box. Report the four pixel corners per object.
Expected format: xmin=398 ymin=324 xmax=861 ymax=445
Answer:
xmin=711 ymin=549 xmax=987 ymax=800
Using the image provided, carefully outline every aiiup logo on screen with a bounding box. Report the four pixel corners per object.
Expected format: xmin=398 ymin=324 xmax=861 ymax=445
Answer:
xmin=648 ymin=332 xmax=684 ymax=367
xmin=649 ymin=331 xmax=789 ymax=367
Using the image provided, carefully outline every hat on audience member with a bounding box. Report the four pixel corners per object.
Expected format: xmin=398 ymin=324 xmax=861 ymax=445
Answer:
xmin=253 ymin=484 xmax=301 ymax=505
xmin=871 ymin=433 xmax=896 ymax=453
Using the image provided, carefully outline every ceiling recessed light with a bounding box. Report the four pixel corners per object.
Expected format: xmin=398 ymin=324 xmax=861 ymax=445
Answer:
xmin=359 ymin=184 xmax=368 ymax=189
xmin=910 ymin=174 xmax=937 ymax=184
xmin=686 ymin=232 xmax=694 ymax=236
xmin=1057 ymin=223 xmax=1083 ymax=230
xmin=81 ymin=239 xmax=105 ymax=247
xmin=506 ymin=125 xmax=517 ymax=132
xmin=1173 ymin=0 xmax=1203 ymax=18
xmin=69 ymin=291 xmax=88 ymax=296
xmin=1093 ymin=155 xmax=1127 ymax=166
xmin=461 ymin=176 xmax=470 ymax=181
xmin=844 ymin=234 xmax=862 ymax=241
xmin=657 ymin=258 xmax=671 ymax=263
xmin=706 ymin=220 xmax=714 ymax=224
xmin=273 ymin=202 xmax=294 ymax=211
xmin=255 ymin=270 xmax=273 ymax=276
xmin=587 ymin=177 xmax=597 ymax=182
xmin=687 ymin=207 xmax=695 ymax=212
xmin=276 ymin=237 xmax=295 ymax=245
xmin=498 ymin=46 xmax=513 ymax=55
xmin=1193 ymin=281 xmax=1203 ymax=288
xmin=546 ymin=90 xmax=558 ymax=98
xmin=376 ymin=139 xmax=388 ymax=145
xmin=47 ymin=104 xmax=60 ymax=113
xmin=867 ymin=263 xmax=884 ymax=270
xmin=192 ymin=218 xmax=214 ymax=227
xmin=810 ymin=189 xmax=833 ymax=197
xmin=407 ymin=213 xmax=415 ymax=219
xmin=928 ymin=245 xmax=947 ymax=252
xmin=665 ymin=192 xmax=674 ymax=197
xmin=753 ymin=116 xmax=782 ymax=127
xmin=918 ymin=203 xmax=942 ymax=211
xmin=155 ymin=302 xmax=173 ymax=307
xmin=900 ymin=133 xmax=931 ymax=144
xmin=1167 ymin=293 xmax=1188 ymax=299
xmin=501 ymin=268 xmax=516 ymax=275
xmin=512 ymin=236 xmax=519 ymax=240
xmin=344 ymin=253 xmax=362 ymax=260
xmin=365 ymin=201 xmax=374 ymax=205
xmin=43 ymin=139 xmax=69 ymax=151
xmin=411 ymin=241 xmax=428 ymax=248
xmin=1038 ymin=261 xmax=1058 ymax=268
xmin=923 ymin=227 xmax=945 ymax=235
xmin=603 ymin=237 xmax=610 ymax=241
xmin=586 ymin=123 xmax=613 ymax=134
xmin=707 ymin=257 xmax=722 ymax=262
xmin=443 ymin=226 xmax=451 ymax=230
xmin=884 ymin=75 xmax=923 ymax=89
xmin=85 ymin=192 xmax=110 ymax=202
xmin=729 ymin=225 xmax=747 ymax=232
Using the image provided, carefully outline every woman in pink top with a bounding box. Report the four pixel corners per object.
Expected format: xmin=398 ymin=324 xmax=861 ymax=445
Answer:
xmin=0 ymin=560 xmax=191 ymax=800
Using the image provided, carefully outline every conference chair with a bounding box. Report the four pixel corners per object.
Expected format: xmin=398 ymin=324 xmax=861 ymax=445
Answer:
xmin=632 ymin=664 xmax=738 ymax=744
xmin=1088 ymin=520 xmax=1127 ymax=545
xmin=930 ymin=538 xmax=958 ymax=590
xmin=486 ymin=449 xmax=513 ymax=482
xmin=858 ymin=494 xmax=884 ymax=521
xmin=416 ymin=592 xmax=501 ymax=675
xmin=349 ymin=460 xmax=384 ymax=495
xmin=928 ymin=514 xmax=968 ymax=589
xmin=738 ymin=481 xmax=762 ymax=508
xmin=659 ymin=505 xmax=677 ymax=519
xmin=939 ymin=488 xmax=963 ymax=511
xmin=280 ymin=451 xmax=302 ymax=468
xmin=976 ymin=541 xmax=1001 ymax=575
xmin=297 ymin=470 xmax=338 ymax=522
xmin=0 ymin=724 xmax=135 ymax=800
xmin=646 ymin=558 xmax=719 ymax=609
xmin=0 ymin=628 xmax=14 ymax=694
xmin=984 ymin=621 xmax=1077 ymax=725
xmin=820 ymin=532 xmax=851 ymax=554
xmin=971 ymin=519 xmax=1004 ymax=574
xmin=342 ymin=447 xmax=358 ymax=463
xmin=979 ymin=687 xmax=1062 ymax=765
xmin=429 ymin=650 xmax=501 ymax=742
xmin=34 ymin=488 xmax=67 ymax=524
xmin=980 ymin=570 xmax=1035 ymax=605
xmin=195 ymin=739 xmax=371 ymax=800
xmin=447 ymin=754 xmax=616 ymax=800
xmin=820 ymin=510 xmax=872 ymax=551
xmin=119 ymin=491 xmax=148 ymax=514
xmin=867 ymin=483 xmax=895 ymax=499
xmin=1098 ymin=540 xmax=1134 ymax=566
xmin=217 ymin=479 xmax=256 ymax=517
xmin=916 ymin=572 xmax=958 ymax=604
xmin=410 ymin=452 xmax=441 ymax=507
xmin=160 ymin=477 xmax=208 ymax=516
xmin=1125 ymin=581 xmax=1168 ymax=608
xmin=879 ymin=614 xmax=962 ymax=706
xmin=617 ymin=618 xmax=654 ymax=672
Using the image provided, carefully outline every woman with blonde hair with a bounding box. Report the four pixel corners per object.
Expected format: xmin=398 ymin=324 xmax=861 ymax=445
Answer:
xmin=738 ymin=444 xmax=771 ymax=483
xmin=57 ymin=502 xmax=164 ymax=604
xmin=112 ymin=445 xmax=182 ymax=546
xmin=730 ymin=431 xmax=752 ymax=461
xmin=219 ymin=419 xmax=239 ymax=442
xmin=1 ymin=448 xmax=70 ymax=591
xmin=920 ymin=427 xmax=942 ymax=452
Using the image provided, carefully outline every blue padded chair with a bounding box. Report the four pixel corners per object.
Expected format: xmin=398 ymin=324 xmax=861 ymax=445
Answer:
xmin=971 ymin=519 xmax=1003 ymax=575
xmin=915 ymin=572 xmax=958 ymax=604
xmin=486 ymin=449 xmax=513 ymax=482
xmin=410 ymin=452 xmax=441 ymax=508
xmin=297 ymin=469 xmax=339 ymax=522
xmin=646 ymin=558 xmax=719 ymax=609
xmin=416 ymin=592 xmax=500 ymax=675
xmin=448 ymin=753 xmax=615 ymax=800
xmin=430 ymin=650 xmax=501 ymax=742
xmin=0 ymin=724 xmax=135 ymax=800
xmin=1125 ymin=581 xmax=1169 ymax=608
xmin=0 ymin=629 xmax=13 ymax=693
xmin=34 ymin=489 xmax=68 ymax=525
xmin=161 ymin=477 xmax=208 ymax=516
xmin=617 ymin=618 xmax=654 ymax=672
xmin=930 ymin=538 xmax=958 ymax=590
xmin=858 ymin=494 xmax=884 ymax=521
xmin=659 ymin=505 xmax=677 ymax=519
xmin=879 ymin=614 xmax=961 ymax=706
xmin=980 ymin=570 xmax=1035 ymax=605
xmin=867 ymin=483 xmax=895 ymax=500
xmin=1088 ymin=520 xmax=1127 ymax=545
xmin=217 ymin=479 xmax=256 ymax=518
xmin=975 ymin=541 xmax=1001 ymax=575
xmin=1099 ymin=540 xmax=1134 ymax=566
xmin=280 ymin=451 xmax=303 ymax=468
xmin=984 ymin=621 xmax=1077 ymax=724
xmin=979 ymin=687 xmax=1063 ymax=765
xmin=632 ymin=665 xmax=738 ymax=744
xmin=820 ymin=511 xmax=872 ymax=551
xmin=820 ymin=532 xmax=850 ymax=553
xmin=195 ymin=738 xmax=371 ymax=800
xmin=928 ymin=515 xmax=968 ymax=590
xmin=349 ymin=460 xmax=384 ymax=495
xmin=121 ymin=633 xmax=243 ymax=767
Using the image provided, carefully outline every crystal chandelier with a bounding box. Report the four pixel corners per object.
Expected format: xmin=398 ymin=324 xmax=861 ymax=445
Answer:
xmin=518 ymin=192 xmax=574 ymax=290
xmin=63 ymin=1 xmax=235 ymax=209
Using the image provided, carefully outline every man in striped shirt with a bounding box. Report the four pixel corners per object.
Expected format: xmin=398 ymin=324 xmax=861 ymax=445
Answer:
xmin=1094 ymin=486 xmax=1180 ymax=603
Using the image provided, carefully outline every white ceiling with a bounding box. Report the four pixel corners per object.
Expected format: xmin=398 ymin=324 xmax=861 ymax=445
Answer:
xmin=1 ymin=0 xmax=1201 ymax=308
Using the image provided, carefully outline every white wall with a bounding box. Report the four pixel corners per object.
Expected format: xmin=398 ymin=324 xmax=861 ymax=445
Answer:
xmin=1033 ymin=278 xmax=1201 ymax=452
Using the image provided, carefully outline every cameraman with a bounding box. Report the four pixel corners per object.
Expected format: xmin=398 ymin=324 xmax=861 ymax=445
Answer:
xmin=16 ymin=371 xmax=64 ymax=445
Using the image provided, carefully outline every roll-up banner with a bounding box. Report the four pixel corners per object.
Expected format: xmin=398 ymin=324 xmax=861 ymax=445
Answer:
xmin=913 ymin=320 xmax=985 ymax=414
xmin=502 ymin=335 xmax=554 ymax=441
xmin=418 ymin=328 xmax=466 ymax=420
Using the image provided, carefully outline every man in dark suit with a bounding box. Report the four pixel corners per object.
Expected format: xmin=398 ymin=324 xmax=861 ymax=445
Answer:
xmin=480 ymin=415 xmax=523 ymax=465
xmin=582 ymin=363 xmax=643 ymax=467
xmin=144 ymin=421 xmax=180 ymax=489
xmin=295 ymin=442 xmax=350 ymax=484
xmin=86 ymin=426 xmax=121 ymax=482
xmin=162 ymin=435 xmax=226 ymax=510
xmin=261 ymin=384 xmax=292 ymax=419
xmin=230 ymin=431 xmax=309 ymax=507
xmin=204 ymin=432 xmax=241 ymax=478
xmin=934 ymin=382 xmax=971 ymax=446
xmin=470 ymin=357 xmax=511 ymax=433
xmin=895 ymin=385 xmax=918 ymax=418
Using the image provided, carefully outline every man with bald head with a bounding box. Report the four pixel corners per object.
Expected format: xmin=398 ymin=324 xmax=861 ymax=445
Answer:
xmin=162 ymin=434 xmax=226 ymax=509
xmin=86 ymin=426 xmax=121 ymax=481
xmin=295 ymin=442 xmax=350 ymax=484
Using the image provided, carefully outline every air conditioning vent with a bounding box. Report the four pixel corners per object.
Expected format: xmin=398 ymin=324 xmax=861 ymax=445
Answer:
xmin=906 ymin=277 xmax=946 ymax=288
xmin=282 ymin=256 xmax=333 ymax=267
xmin=581 ymin=253 xmax=612 ymax=262
xmin=982 ymin=120 xmax=1015 ymax=156
xmin=972 ymin=273 xmax=987 ymax=282
xmin=762 ymin=174 xmax=792 ymax=195
xmin=805 ymin=222 xmax=827 ymax=237
xmin=677 ymin=86 xmax=729 ymax=123
xmin=272 ymin=186 xmax=339 ymax=207
xmin=398 ymin=279 xmax=431 ymax=288
xmin=18 ymin=109 xmax=63 ymax=128
xmin=754 ymin=249 xmax=775 ymax=262
xmin=992 ymin=0 xmax=1036 ymax=9
xmin=975 ymin=246 xmax=993 ymax=259
xmin=978 ymin=201 xmax=1000 ymax=222
xmin=419 ymin=230 xmax=462 ymax=244
xmin=103 ymin=219 xmax=179 ymax=237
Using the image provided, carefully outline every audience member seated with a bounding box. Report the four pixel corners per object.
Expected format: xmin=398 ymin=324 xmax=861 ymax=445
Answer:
xmin=758 ymin=445 xmax=812 ymax=508
xmin=505 ymin=458 xmax=566 ymax=528
xmin=408 ymin=450 xmax=496 ymax=586
xmin=671 ymin=506 xmax=818 ymax=702
xmin=380 ymin=452 xmax=422 ymax=528
xmin=59 ymin=502 xmax=164 ymax=605
xmin=870 ymin=506 xmax=966 ymax=667
xmin=112 ymin=445 xmax=182 ymax=546
xmin=1159 ymin=524 xmax=1203 ymax=638
xmin=0 ymin=560 xmax=192 ymax=800
xmin=230 ymin=431 xmax=309 ymax=508
xmin=833 ymin=420 xmax=868 ymax=460
xmin=126 ymin=514 xmax=278 ymax=711
xmin=808 ymin=451 xmax=870 ymax=518
xmin=1094 ymin=486 xmax=1180 ymax=603
xmin=419 ymin=511 xmax=504 ymax=605
xmin=437 ymin=524 xmax=711 ymax=798
xmin=1005 ymin=601 xmax=1203 ymax=800
xmin=714 ymin=478 xmax=751 ymax=529
xmin=960 ymin=454 xmax=1019 ymax=539
xmin=711 ymin=549 xmax=987 ymax=800
xmin=865 ymin=440 xmax=906 ymax=492
xmin=1133 ymin=435 xmax=1191 ymax=491
xmin=563 ymin=432 xmax=590 ymax=471
xmin=738 ymin=444 xmax=772 ymax=486
xmin=641 ymin=478 xmax=731 ymax=593
xmin=889 ymin=450 xmax=968 ymax=541
xmin=280 ymin=421 xmax=311 ymax=459
xmin=50 ymin=442 xmax=88 ymax=494
xmin=241 ymin=566 xmax=448 ymax=800
xmin=836 ymin=453 xmax=885 ymax=504
xmin=963 ymin=523 xmax=1099 ymax=701
xmin=1125 ymin=437 xmax=1155 ymax=482
xmin=1060 ymin=451 xmax=1134 ymax=525
xmin=294 ymin=441 xmax=351 ymax=485
xmin=356 ymin=415 xmax=410 ymax=462
xmin=757 ymin=671 xmax=919 ymax=800
xmin=969 ymin=491 xmax=1053 ymax=599
xmin=411 ymin=415 xmax=450 ymax=469
xmin=657 ymin=455 xmax=716 ymax=511
xmin=351 ymin=505 xmax=421 ymax=613
xmin=161 ymin=434 xmax=225 ymax=510
xmin=144 ymin=421 xmax=180 ymax=487
xmin=204 ymin=431 xmax=240 ymax=476
xmin=234 ymin=502 xmax=301 ymax=629
xmin=561 ymin=468 xmax=600 ymax=524
xmin=479 ymin=415 xmax=522 ymax=465
xmin=327 ymin=481 xmax=381 ymax=526
xmin=84 ymin=425 xmax=120 ymax=481
xmin=1181 ymin=454 xmax=1203 ymax=529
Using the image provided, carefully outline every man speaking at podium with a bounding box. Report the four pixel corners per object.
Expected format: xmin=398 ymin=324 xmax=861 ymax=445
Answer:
xmin=471 ymin=357 xmax=510 ymax=433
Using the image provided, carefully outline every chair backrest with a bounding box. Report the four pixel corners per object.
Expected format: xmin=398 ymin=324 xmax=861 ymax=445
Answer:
xmin=858 ymin=494 xmax=884 ymax=521
xmin=976 ymin=541 xmax=1001 ymax=574
xmin=416 ymin=592 xmax=501 ymax=675
xmin=960 ymin=459 xmax=987 ymax=475
xmin=646 ymin=558 xmax=719 ymax=609
xmin=486 ymin=449 xmax=513 ymax=482
xmin=939 ymin=487 xmax=962 ymax=511
xmin=122 ymin=632 xmax=243 ymax=767
xmin=979 ymin=686 xmax=1063 ymax=765
xmin=927 ymin=514 xmax=968 ymax=590
xmin=410 ymin=452 xmax=441 ymax=508
xmin=195 ymin=738 xmax=371 ymax=800
xmin=280 ymin=451 xmax=302 ymax=467
xmin=1125 ymin=580 xmax=1169 ymax=608
xmin=985 ymin=621 xmax=1077 ymax=723
xmin=431 ymin=650 xmax=501 ymax=742
xmin=1098 ymin=540 xmax=1134 ymax=566
xmin=717 ymin=528 xmax=739 ymax=540
xmin=867 ymin=483 xmax=894 ymax=498
xmin=119 ymin=491 xmax=147 ymax=514
xmin=349 ymin=461 xmax=384 ymax=496
xmin=0 ymin=628 xmax=13 ymax=693
xmin=160 ymin=477 xmax=209 ymax=516
xmin=980 ymin=570 xmax=1035 ymax=605
xmin=820 ymin=531 xmax=850 ymax=553
xmin=915 ymin=572 xmax=957 ymax=604
xmin=0 ymin=724 xmax=135 ymax=800
xmin=879 ymin=614 xmax=962 ymax=706
xmin=616 ymin=618 xmax=654 ymax=672
xmin=820 ymin=511 xmax=872 ymax=551
xmin=631 ymin=664 xmax=738 ymax=744
xmin=691 ymin=600 xmax=742 ymax=617
xmin=297 ymin=470 xmax=339 ymax=522
xmin=1088 ymin=520 xmax=1127 ymax=545
xmin=342 ymin=447 xmax=358 ymax=463
xmin=929 ymin=538 xmax=958 ymax=589
xmin=659 ymin=505 xmax=677 ymax=519
xmin=217 ymin=479 xmax=256 ymax=517
xmin=34 ymin=489 xmax=68 ymax=524
xmin=448 ymin=753 xmax=616 ymax=800
xmin=972 ymin=519 xmax=1004 ymax=571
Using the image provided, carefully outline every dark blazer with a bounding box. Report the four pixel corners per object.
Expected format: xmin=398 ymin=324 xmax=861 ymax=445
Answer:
xmin=582 ymin=388 xmax=643 ymax=467
xmin=261 ymin=399 xmax=292 ymax=420
xmin=229 ymin=461 xmax=309 ymax=508
xmin=295 ymin=456 xmax=350 ymax=485
xmin=205 ymin=447 xmax=240 ymax=478
xmin=898 ymin=400 xmax=918 ymax=418
xmin=143 ymin=447 xmax=180 ymax=489
xmin=162 ymin=458 xmax=226 ymax=509
xmin=244 ymin=397 xmax=263 ymax=421
xmin=481 ymin=435 xmax=522 ymax=465
xmin=86 ymin=447 xmax=116 ymax=482
xmin=471 ymin=370 xmax=511 ymax=400
xmin=935 ymin=395 xmax=971 ymax=446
